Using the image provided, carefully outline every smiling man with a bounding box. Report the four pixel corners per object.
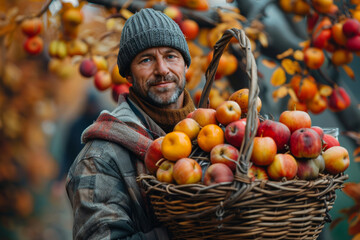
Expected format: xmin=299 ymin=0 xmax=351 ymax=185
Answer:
xmin=66 ymin=8 xmax=195 ymax=240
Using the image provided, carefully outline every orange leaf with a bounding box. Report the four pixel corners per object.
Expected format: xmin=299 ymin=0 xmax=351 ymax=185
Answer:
xmin=277 ymin=48 xmax=294 ymax=59
xmin=271 ymin=67 xmax=286 ymax=86
xmin=319 ymin=84 xmax=333 ymax=97
xmin=262 ymin=59 xmax=277 ymax=69
xmin=354 ymin=146 xmax=360 ymax=157
xmin=353 ymin=233 xmax=360 ymax=240
xmin=293 ymin=50 xmax=304 ymax=61
xmin=342 ymin=65 xmax=355 ymax=80
xmin=343 ymin=182 xmax=360 ymax=202
xmin=281 ymin=59 xmax=299 ymax=75
xmin=349 ymin=213 xmax=360 ymax=235
xmin=355 ymin=156 xmax=360 ymax=162
xmin=258 ymin=32 xmax=268 ymax=48
xmin=272 ymin=86 xmax=288 ymax=101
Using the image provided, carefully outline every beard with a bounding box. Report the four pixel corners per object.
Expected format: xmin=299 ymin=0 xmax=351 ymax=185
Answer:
xmin=131 ymin=72 xmax=186 ymax=107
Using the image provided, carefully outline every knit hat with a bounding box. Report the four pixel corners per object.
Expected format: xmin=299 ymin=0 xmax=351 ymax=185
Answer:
xmin=117 ymin=8 xmax=191 ymax=77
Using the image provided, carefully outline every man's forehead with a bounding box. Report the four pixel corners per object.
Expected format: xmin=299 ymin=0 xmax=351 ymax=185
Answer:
xmin=138 ymin=47 xmax=181 ymax=56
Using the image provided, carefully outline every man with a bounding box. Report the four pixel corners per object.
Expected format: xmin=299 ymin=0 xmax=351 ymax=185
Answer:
xmin=66 ymin=8 xmax=195 ymax=239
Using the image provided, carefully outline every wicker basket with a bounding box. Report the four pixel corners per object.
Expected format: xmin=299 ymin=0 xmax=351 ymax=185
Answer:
xmin=137 ymin=28 xmax=348 ymax=240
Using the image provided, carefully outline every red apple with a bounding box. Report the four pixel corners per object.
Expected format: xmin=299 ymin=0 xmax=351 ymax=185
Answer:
xmin=256 ymin=119 xmax=291 ymax=152
xmin=248 ymin=165 xmax=268 ymax=180
xmin=173 ymin=158 xmax=202 ymax=185
xmin=94 ymin=70 xmax=112 ymax=91
xmin=323 ymin=146 xmax=350 ymax=174
xmin=23 ymin=36 xmax=43 ymax=55
xmin=144 ymin=136 xmax=165 ymax=175
xmin=21 ymin=18 xmax=43 ymax=37
xmin=224 ymin=119 xmax=246 ymax=148
xmin=180 ymin=19 xmax=199 ymax=40
xmin=322 ymin=133 xmax=340 ymax=150
xmin=311 ymin=126 xmax=324 ymax=139
xmin=251 ymin=136 xmax=277 ymax=166
xmin=210 ymin=143 xmax=239 ymax=172
xmin=156 ymin=160 xmax=175 ymax=183
xmin=79 ymin=59 xmax=97 ymax=78
xmin=346 ymin=35 xmax=360 ymax=51
xmin=290 ymin=128 xmax=322 ymax=158
xmin=342 ymin=18 xmax=360 ymax=38
xmin=215 ymin=100 xmax=241 ymax=126
xmin=313 ymin=29 xmax=332 ymax=49
xmin=296 ymin=158 xmax=320 ymax=180
xmin=328 ymin=86 xmax=351 ymax=112
xmin=279 ymin=110 xmax=312 ymax=133
xmin=191 ymin=108 xmax=218 ymax=127
xmin=203 ymin=163 xmax=234 ymax=186
xmin=112 ymin=83 xmax=131 ymax=102
xmin=267 ymin=153 xmax=298 ymax=181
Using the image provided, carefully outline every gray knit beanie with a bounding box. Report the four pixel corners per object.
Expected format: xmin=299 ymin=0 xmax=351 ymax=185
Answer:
xmin=117 ymin=8 xmax=191 ymax=77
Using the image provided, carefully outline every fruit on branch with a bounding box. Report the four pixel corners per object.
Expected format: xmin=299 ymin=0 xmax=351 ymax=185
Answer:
xmin=306 ymin=93 xmax=328 ymax=114
xmin=331 ymin=49 xmax=353 ymax=66
xmin=163 ymin=5 xmax=183 ymax=24
xmin=312 ymin=17 xmax=332 ymax=49
xmin=312 ymin=0 xmax=334 ymax=14
xmin=180 ymin=19 xmax=199 ymax=41
xmin=112 ymin=83 xmax=130 ymax=103
xmin=303 ymin=47 xmax=325 ymax=69
xmin=267 ymin=153 xmax=298 ymax=181
xmin=251 ymin=136 xmax=277 ymax=166
xmin=156 ymin=160 xmax=175 ymax=183
xmin=328 ymin=86 xmax=351 ymax=112
xmin=92 ymin=55 xmax=109 ymax=71
xmin=67 ymin=39 xmax=88 ymax=57
xmin=94 ymin=70 xmax=112 ymax=91
xmin=145 ymin=137 xmax=165 ymax=175
xmin=248 ymin=165 xmax=268 ymax=180
xmin=331 ymin=21 xmax=348 ymax=46
xmin=342 ymin=18 xmax=360 ymax=38
xmin=229 ymin=88 xmax=262 ymax=115
xmin=173 ymin=158 xmax=202 ymax=184
xmin=23 ymin=36 xmax=43 ymax=55
xmin=289 ymin=75 xmax=318 ymax=102
xmin=191 ymin=108 xmax=218 ymax=127
xmin=296 ymin=158 xmax=320 ymax=180
xmin=197 ymin=124 xmax=224 ymax=152
xmin=21 ymin=18 xmax=43 ymax=37
xmin=210 ymin=143 xmax=239 ymax=172
xmin=322 ymin=133 xmax=340 ymax=150
xmin=215 ymin=100 xmax=241 ymax=126
xmin=173 ymin=118 xmax=201 ymax=140
xmin=323 ymin=146 xmax=350 ymax=174
xmin=79 ymin=59 xmax=97 ymax=78
xmin=256 ymin=119 xmax=291 ymax=153
xmin=290 ymin=128 xmax=322 ymax=158
xmin=346 ymin=35 xmax=360 ymax=51
xmin=203 ymin=163 xmax=234 ymax=186
xmin=279 ymin=110 xmax=311 ymax=133
xmin=224 ymin=119 xmax=246 ymax=148
xmin=111 ymin=65 xmax=129 ymax=84
xmin=62 ymin=7 xmax=83 ymax=27
xmin=162 ymin=131 xmax=192 ymax=161
xmin=48 ymin=40 xmax=68 ymax=59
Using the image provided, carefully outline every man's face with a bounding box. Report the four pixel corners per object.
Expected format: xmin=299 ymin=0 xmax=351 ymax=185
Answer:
xmin=127 ymin=47 xmax=187 ymax=109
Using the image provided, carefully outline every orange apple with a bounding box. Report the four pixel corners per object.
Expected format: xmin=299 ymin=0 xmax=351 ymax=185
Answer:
xmin=279 ymin=110 xmax=312 ymax=133
xmin=92 ymin=55 xmax=108 ymax=71
xmin=161 ymin=131 xmax=192 ymax=161
xmin=312 ymin=0 xmax=333 ymax=13
xmin=191 ymin=108 xmax=218 ymax=127
xmin=248 ymin=165 xmax=269 ymax=180
xmin=173 ymin=158 xmax=202 ymax=184
xmin=144 ymin=136 xmax=165 ymax=175
xmin=173 ymin=118 xmax=201 ymax=140
xmin=306 ymin=93 xmax=328 ymax=114
xmin=62 ymin=7 xmax=83 ymax=26
xmin=331 ymin=21 xmax=348 ymax=46
xmin=289 ymin=75 xmax=318 ymax=102
xmin=203 ymin=163 xmax=234 ymax=186
xmin=23 ymin=36 xmax=43 ymax=55
xmin=251 ymin=136 xmax=277 ymax=166
xmin=79 ymin=58 xmax=97 ymax=78
xmin=210 ymin=143 xmax=239 ymax=172
xmin=180 ymin=19 xmax=199 ymax=40
xmin=331 ymin=49 xmax=353 ymax=66
xmin=229 ymin=88 xmax=262 ymax=115
xmin=215 ymin=100 xmax=241 ymax=126
xmin=267 ymin=153 xmax=298 ymax=181
xmin=197 ymin=124 xmax=224 ymax=152
xmin=94 ymin=70 xmax=112 ymax=91
xmin=21 ymin=17 xmax=43 ymax=37
xmin=290 ymin=128 xmax=322 ymax=159
xmin=303 ymin=47 xmax=325 ymax=69
xmin=322 ymin=133 xmax=340 ymax=150
xmin=156 ymin=160 xmax=175 ymax=183
xmin=323 ymin=146 xmax=350 ymax=174
xmin=66 ymin=39 xmax=88 ymax=56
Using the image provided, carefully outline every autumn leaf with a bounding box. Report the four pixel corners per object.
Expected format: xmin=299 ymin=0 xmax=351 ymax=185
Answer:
xmin=262 ymin=59 xmax=277 ymax=69
xmin=258 ymin=32 xmax=268 ymax=47
xmin=270 ymin=67 xmax=286 ymax=86
xmin=293 ymin=50 xmax=304 ymax=61
xmin=272 ymin=86 xmax=288 ymax=101
xmin=319 ymin=84 xmax=333 ymax=97
xmin=277 ymin=48 xmax=294 ymax=59
xmin=281 ymin=59 xmax=299 ymax=75
xmin=342 ymin=65 xmax=355 ymax=80
xmin=343 ymin=182 xmax=360 ymax=202
xmin=349 ymin=212 xmax=360 ymax=235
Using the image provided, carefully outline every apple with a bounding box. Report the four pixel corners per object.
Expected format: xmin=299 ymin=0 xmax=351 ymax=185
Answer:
xmin=290 ymin=128 xmax=322 ymax=158
xmin=112 ymin=83 xmax=131 ymax=102
xmin=332 ymin=21 xmax=348 ymax=46
xmin=48 ymin=40 xmax=67 ymax=59
xmin=248 ymin=165 xmax=268 ymax=180
xmin=67 ymin=39 xmax=88 ymax=56
xmin=313 ymin=29 xmax=332 ymax=49
xmin=79 ymin=59 xmax=97 ymax=78
xmin=346 ymin=35 xmax=360 ymax=51
xmin=328 ymin=86 xmax=351 ymax=112
xmin=311 ymin=126 xmax=324 ymax=139
xmin=23 ymin=36 xmax=43 ymax=55
xmin=323 ymin=146 xmax=350 ymax=175
xmin=215 ymin=100 xmax=241 ymax=126
xmin=197 ymin=124 xmax=224 ymax=152
xmin=21 ymin=17 xmax=43 ymax=37
xmin=296 ymin=158 xmax=320 ymax=180
xmin=342 ymin=18 xmax=360 ymax=38
xmin=224 ymin=119 xmax=246 ymax=148
xmin=256 ymin=119 xmax=291 ymax=152
xmin=279 ymin=110 xmax=312 ymax=133
xmin=94 ymin=70 xmax=112 ymax=91
xmin=314 ymin=154 xmax=326 ymax=173
xmin=210 ymin=143 xmax=239 ymax=172
xmin=322 ymin=133 xmax=340 ymax=150
xmin=303 ymin=47 xmax=325 ymax=69
xmin=144 ymin=137 xmax=164 ymax=175
xmin=156 ymin=160 xmax=175 ymax=183
xmin=92 ymin=55 xmax=108 ymax=71
xmin=191 ymin=108 xmax=218 ymax=127
xmin=180 ymin=19 xmax=199 ymax=40
xmin=62 ymin=7 xmax=83 ymax=26
xmin=267 ymin=153 xmax=298 ymax=181
xmin=306 ymin=93 xmax=328 ymax=114
xmin=251 ymin=136 xmax=277 ymax=166
xmin=162 ymin=131 xmax=192 ymax=161
xmin=173 ymin=118 xmax=201 ymax=140
xmin=203 ymin=163 xmax=234 ymax=186
xmin=163 ymin=6 xmax=183 ymax=24
xmin=173 ymin=158 xmax=202 ymax=184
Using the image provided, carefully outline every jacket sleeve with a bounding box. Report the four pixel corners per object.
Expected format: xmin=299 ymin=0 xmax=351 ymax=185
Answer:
xmin=66 ymin=140 xmax=168 ymax=240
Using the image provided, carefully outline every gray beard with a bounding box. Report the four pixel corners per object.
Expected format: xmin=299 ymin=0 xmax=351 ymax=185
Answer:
xmin=131 ymin=73 xmax=186 ymax=107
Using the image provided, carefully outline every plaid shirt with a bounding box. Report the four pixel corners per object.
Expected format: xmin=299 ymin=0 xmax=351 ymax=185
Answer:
xmin=66 ymin=94 xmax=168 ymax=240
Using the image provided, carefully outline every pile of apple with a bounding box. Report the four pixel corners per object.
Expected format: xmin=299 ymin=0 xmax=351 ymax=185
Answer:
xmin=145 ymin=88 xmax=350 ymax=186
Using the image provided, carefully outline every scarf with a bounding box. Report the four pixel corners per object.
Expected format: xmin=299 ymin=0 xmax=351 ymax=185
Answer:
xmin=128 ymin=88 xmax=195 ymax=133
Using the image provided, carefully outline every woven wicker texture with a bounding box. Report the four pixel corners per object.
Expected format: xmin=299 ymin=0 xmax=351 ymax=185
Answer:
xmin=138 ymin=28 xmax=348 ymax=240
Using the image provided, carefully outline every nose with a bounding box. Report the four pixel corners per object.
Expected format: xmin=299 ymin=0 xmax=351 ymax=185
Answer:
xmin=154 ymin=58 xmax=169 ymax=76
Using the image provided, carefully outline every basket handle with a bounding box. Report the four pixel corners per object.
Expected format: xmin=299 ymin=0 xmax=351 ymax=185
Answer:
xmin=198 ymin=28 xmax=260 ymax=178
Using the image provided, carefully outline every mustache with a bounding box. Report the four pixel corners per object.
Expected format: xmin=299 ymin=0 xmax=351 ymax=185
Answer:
xmin=147 ymin=75 xmax=178 ymax=86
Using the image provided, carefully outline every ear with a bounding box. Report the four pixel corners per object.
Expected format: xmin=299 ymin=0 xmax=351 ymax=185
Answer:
xmin=126 ymin=75 xmax=133 ymax=84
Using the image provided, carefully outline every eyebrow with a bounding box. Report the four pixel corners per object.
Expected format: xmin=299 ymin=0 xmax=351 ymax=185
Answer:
xmin=138 ymin=49 xmax=180 ymax=59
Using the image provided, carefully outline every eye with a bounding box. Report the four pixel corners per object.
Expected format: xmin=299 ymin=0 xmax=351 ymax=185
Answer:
xmin=140 ymin=57 xmax=151 ymax=63
xmin=166 ymin=54 xmax=178 ymax=60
